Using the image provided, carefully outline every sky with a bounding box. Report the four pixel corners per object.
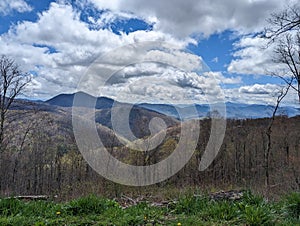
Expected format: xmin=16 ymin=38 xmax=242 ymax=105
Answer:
xmin=0 ymin=0 xmax=299 ymax=106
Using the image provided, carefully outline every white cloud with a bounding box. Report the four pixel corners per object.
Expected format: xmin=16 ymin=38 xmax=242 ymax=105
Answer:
xmin=223 ymin=83 xmax=299 ymax=106
xmin=97 ymin=70 xmax=224 ymax=104
xmin=88 ymin=0 xmax=121 ymax=11
xmin=88 ymin=0 xmax=295 ymax=37
xmin=144 ymin=49 xmax=202 ymax=71
xmin=227 ymin=36 xmax=285 ymax=75
xmin=212 ymin=57 xmax=218 ymax=63
xmin=210 ymin=71 xmax=242 ymax=84
xmin=0 ymin=2 xmax=197 ymax=99
xmin=77 ymin=44 xmax=225 ymax=104
xmin=0 ymin=0 xmax=32 ymax=15
xmin=86 ymin=0 xmax=299 ymax=108
xmin=1 ymin=0 xmax=296 ymax=106
xmin=239 ymin=83 xmax=279 ymax=94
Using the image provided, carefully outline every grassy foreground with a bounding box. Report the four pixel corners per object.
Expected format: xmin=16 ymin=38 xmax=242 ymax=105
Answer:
xmin=0 ymin=191 xmax=299 ymax=225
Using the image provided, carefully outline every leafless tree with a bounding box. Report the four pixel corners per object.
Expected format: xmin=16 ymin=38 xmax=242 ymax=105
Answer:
xmin=265 ymin=5 xmax=300 ymax=102
xmin=262 ymin=4 xmax=300 ymax=191
xmin=264 ymin=85 xmax=291 ymax=188
xmin=0 ymin=55 xmax=31 ymax=152
xmin=266 ymin=5 xmax=300 ymax=40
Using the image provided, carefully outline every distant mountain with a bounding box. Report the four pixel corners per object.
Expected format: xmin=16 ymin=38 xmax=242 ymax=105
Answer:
xmin=45 ymin=92 xmax=300 ymax=119
xmin=45 ymin=92 xmax=115 ymax=109
xmin=137 ymin=103 xmax=209 ymax=119
xmin=138 ymin=102 xmax=300 ymax=119
xmin=45 ymin=92 xmax=179 ymax=139
xmin=225 ymin=102 xmax=300 ymax=119
xmin=46 ymin=93 xmax=77 ymax=107
xmin=137 ymin=103 xmax=180 ymax=118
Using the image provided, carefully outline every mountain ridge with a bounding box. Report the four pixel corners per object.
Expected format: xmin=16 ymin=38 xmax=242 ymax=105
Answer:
xmin=44 ymin=92 xmax=300 ymax=119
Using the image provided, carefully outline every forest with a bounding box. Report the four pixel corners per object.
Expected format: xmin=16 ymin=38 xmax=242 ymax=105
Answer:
xmin=0 ymin=103 xmax=299 ymax=199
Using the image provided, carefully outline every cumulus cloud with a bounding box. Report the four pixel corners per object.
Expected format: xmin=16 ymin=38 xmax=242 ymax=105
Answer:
xmin=227 ymin=32 xmax=299 ymax=79
xmin=228 ymin=36 xmax=280 ymax=75
xmin=1 ymin=0 xmax=295 ymax=106
xmin=211 ymin=71 xmax=242 ymax=84
xmin=0 ymin=0 xmax=32 ymax=15
xmin=88 ymin=0 xmax=295 ymax=37
xmin=223 ymin=83 xmax=299 ymax=106
xmin=97 ymin=70 xmax=224 ymax=104
xmin=239 ymin=83 xmax=279 ymax=94
xmin=0 ymin=2 xmax=196 ymax=99
xmin=77 ymin=43 xmax=225 ymax=104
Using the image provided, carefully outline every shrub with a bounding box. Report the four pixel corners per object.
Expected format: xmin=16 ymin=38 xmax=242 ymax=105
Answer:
xmin=65 ymin=194 xmax=119 ymax=215
xmin=0 ymin=198 xmax=23 ymax=216
xmin=283 ymin=192 xmax=300 ymax=219
xmin=172 ymin=195 xmax=209 ymax=215
xmin=240 ymin=204 xmax=275 ymax=226
xmin=240 ymin=190 xmax=265 ymax=206
xmin=202 ymin=200 xmax=239 ymax=221
xmin=236 ymin=192 xmax=275 ymax=225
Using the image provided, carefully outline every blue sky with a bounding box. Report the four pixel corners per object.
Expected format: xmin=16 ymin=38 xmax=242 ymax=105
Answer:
xmin=0 ymin=0 xmax=298 ymax=105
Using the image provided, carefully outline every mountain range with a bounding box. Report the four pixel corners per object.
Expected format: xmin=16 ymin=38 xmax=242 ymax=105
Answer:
xmin=44 ymin=92 xmax=300 ymax=119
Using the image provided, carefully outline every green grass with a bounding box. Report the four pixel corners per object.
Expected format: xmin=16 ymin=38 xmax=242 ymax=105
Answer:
xmin=0 ymin=191 xmax=299 ymax=225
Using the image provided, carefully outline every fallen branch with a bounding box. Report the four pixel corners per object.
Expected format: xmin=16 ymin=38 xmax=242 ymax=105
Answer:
xmin=6 ymin=195 xmax=57 ymax=201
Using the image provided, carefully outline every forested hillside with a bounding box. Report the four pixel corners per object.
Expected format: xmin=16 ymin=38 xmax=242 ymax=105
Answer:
xmin=0 ymin=103 xmax=299 ymax=199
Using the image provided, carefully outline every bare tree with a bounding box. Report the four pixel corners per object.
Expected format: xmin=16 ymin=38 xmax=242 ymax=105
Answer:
xmin=261 ymin=4 xmax=300 ymax=192
xmin=264 ymin=85 xmax=291 ymax=189
xmin=266 ymin=5 xmax=300 ymax=40
xmin=0 ymin=55 xmax=31 ymax=152
xmin=265 ymin=5 xmax=300 ymax=102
